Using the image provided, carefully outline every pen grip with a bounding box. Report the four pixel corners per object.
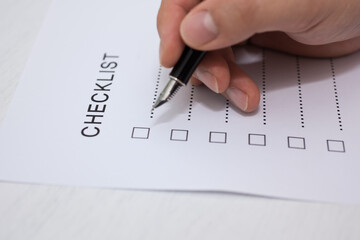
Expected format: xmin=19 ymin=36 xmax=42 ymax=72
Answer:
xmin=169 ymin=46 xmax=206 ymax=85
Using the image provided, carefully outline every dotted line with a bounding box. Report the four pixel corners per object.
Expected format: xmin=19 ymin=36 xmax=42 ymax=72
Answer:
xmin=261 ymin=49 xmax=267 ymax=125
xmin=330 ymin=59 xmax=343 ymax=131
xmin=150 ymin=66 xmax=162 ymax=118
xmin=296 ymin=56 xmax=305 ymax=128
xmin=187 ymin=85 xmax=195 ymax=121
xmin=225 ymin=99 xmax=230 ymax=123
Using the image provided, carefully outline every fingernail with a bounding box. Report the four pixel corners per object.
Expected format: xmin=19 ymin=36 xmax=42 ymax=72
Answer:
xmin=226 ymin=87 xmax=248 ymax=111
xmin=181 ymin=11 xmax=219 ymax=46
xmin=194 ymin=68 xmax=219 ymax=93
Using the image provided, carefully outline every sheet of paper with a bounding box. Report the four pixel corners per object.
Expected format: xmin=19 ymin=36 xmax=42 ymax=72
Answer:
xmin=0 ymin=0 xmax=359 ymax=203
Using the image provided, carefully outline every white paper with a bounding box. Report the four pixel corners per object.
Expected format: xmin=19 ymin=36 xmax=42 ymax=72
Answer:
xmin=0 ymin=0 xmax=359 ymax=203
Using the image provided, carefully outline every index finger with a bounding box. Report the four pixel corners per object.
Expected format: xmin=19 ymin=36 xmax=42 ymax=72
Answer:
xmin=157 ymin=0 xmax=201 ymax=67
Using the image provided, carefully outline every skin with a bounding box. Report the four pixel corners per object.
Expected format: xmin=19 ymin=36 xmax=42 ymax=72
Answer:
xmin=157 ymin=0 xmax=360 ymax=112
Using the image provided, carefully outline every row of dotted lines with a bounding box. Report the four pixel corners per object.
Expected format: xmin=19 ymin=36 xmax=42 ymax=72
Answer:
xmin=296 ymin=56 xmax=305 ymax=128
xmin=187 ymin=85 xmax=195 ymax=121
xmin=330 ymin=59 xmax=343 ymax=131
xmin=150 ymin=66 xmax=162 ymax=119
xmin=262 ymin=49 xmax=267 ymax=125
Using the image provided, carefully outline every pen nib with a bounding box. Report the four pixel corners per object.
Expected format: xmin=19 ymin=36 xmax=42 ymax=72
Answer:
xmin=152 ymin=77 xmax=182 ymax=109
xmin=152 ymin=97 xmax=167 ymax=109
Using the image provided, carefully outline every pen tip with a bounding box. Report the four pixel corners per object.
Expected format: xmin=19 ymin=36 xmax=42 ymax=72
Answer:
xmin=152 ymin=77 xmax=182 ymax=110
xmin=152 ymin=98 xmax=167 ymax=109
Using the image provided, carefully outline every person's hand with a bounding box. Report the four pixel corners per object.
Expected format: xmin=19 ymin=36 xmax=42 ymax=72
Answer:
xmin=157 ymin=0 xmax=360 ymax=112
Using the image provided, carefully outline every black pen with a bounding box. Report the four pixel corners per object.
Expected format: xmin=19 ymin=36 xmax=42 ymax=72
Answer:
xmin=152 ymin=46 xmax=207 ymax=109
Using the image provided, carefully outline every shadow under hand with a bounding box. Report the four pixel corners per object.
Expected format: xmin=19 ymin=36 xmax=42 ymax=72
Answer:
xmin=234 ymin=45 xmax=360 ymax=93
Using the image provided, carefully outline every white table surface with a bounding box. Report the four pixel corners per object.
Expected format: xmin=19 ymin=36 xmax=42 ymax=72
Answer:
xmin=0 ymin=1 xmax=360 ymax=239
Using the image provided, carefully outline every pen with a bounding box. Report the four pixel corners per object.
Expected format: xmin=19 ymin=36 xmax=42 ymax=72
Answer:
xmin=152 ymin=46 xmax=207 ymax=109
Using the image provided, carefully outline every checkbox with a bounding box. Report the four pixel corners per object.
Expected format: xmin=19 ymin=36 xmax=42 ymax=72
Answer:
xmin=170 ymin=129 xmax=188 ymax=141
xmin=131 ymin=127 xmax=150 ymax=139
xmin=209 ymin=131 xmax=227 ymax=144
xmin=248 ymin=134 xmax=266 ymax=146
xmin=288 ymin=136 xmax=306 ymax=149
xmin=327 ymin=140 xmax=345 ymax=153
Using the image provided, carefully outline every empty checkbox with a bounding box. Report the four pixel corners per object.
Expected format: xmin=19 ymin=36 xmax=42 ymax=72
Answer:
xmin=288 ymin=136 xmax=306 ymax=149
xmin=248 ymin=134 xmax=266 ymax=146
xmin=327 ymin=140 xmax=345 ymax=153
xmin=170 ymin=129 xmax=188 ymax=141
xmin=131 ymin=127 xmax=150 ymax=139
xmin=209 ymin=131 xmax=227 ymax=144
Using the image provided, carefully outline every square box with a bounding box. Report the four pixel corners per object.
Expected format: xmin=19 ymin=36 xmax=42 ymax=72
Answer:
xmin=288 ymin=136 xmax=306 ymax=149
xmin=327 ymin=140 xmax=345 ymax=153
xmin=248 ymin=134 xmax=266 ymax=146
xmin=209 ymin=131 xmax=227 ymax=144
xmin=131 ymin=127 xmax=150 ymax=139
xmin=170 ymin=129 xmax=188 ymax=141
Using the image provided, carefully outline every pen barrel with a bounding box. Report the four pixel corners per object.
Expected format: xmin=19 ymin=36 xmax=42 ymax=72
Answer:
xmin=169 ymin=46 xmax=206 ymax=85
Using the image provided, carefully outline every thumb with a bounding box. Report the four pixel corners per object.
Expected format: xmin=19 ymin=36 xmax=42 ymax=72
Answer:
xmin=180 ymin=0 xmax=318 ymax=50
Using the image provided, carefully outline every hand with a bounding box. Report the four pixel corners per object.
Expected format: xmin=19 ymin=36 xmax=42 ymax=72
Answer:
xmin=157 ymin=0 xmax=360 ymax=112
